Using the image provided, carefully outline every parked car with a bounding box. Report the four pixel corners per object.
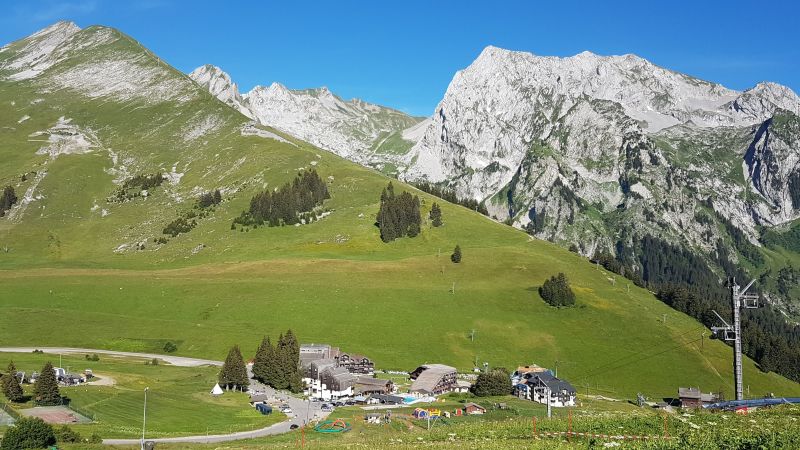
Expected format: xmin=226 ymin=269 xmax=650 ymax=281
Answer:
xmin=290 ymin=424 xmax=299 ymax=430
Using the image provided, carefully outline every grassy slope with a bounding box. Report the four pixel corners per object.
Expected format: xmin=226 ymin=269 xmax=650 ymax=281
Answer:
xmin=0 ymin=352 xmax=281 ymax=438
xmin=0 ymin=25 xmax=798 ymax=403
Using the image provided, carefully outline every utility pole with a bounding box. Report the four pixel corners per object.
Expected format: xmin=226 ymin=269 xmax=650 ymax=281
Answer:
xmin=711 ymin=278 xmax=759 ymax=401
xmin=546 ymin=387 xmax=552 ymax=418
xmin=141 ymin=387 xmax=149 ymax=450
xmin=469 ymin=329 xmax=476 ymax=342
xmin=451 ymin=282 xmax=455 ymax=295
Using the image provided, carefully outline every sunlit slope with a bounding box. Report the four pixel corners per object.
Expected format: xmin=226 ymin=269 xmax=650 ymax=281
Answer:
xmin=0 ymin=23 xmax=797 ymax=400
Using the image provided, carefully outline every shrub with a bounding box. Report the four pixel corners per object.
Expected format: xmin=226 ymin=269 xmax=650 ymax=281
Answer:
xmin=471 ymin=368 xmax=512 ymax=397
xmin=85 ymin=353 xmax=100 ymax=361
xmin=54 ymin=425 xmax=82 ymax=443
xmin=539 ymin=273 xmax=576 ymax=307
xmin=0 ymin=417 xmax=56 ymax=449
xmin=88 ymin=433 xmax=103 ymax=444
xmin=163 ymin=341 xmax=178 ymax=353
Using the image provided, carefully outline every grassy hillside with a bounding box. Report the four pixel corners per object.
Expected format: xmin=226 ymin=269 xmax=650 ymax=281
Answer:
xmin=0 ymin=23 xmax=798 ymax=402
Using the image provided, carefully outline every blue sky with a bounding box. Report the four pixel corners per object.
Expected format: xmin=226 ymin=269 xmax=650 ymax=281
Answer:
xmin=1 ymin=0 xmax=798 ymax=116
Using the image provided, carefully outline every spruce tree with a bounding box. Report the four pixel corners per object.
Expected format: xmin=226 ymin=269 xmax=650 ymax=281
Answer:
xmin=263 ymin=338 xmax=280 ymax=389
xmin=451 ymin=245 xmax=462 ymax=263
xmin=282 ymin=330 xmax=302 ymax=393
xmin=2 ymin=361 xmax=24 ymax=403
xmin=430 ymin=202 xmax=442 ymax=227
xmin=252 ymin=336 xmax=271 ymax=383
xmin=539 ymin=272 xmax=576 ymax=307
xmin=219 ymin=345 xmax=249 ymax=391
xmin=271 ymin=334 xmax=288 ymax=390
xmin=33 ymin=362 xmax=61 ymax=406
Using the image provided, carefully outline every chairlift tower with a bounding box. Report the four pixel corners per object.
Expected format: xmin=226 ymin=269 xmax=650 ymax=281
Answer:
xmin=710 ymin=278 xmax=759 ymax=401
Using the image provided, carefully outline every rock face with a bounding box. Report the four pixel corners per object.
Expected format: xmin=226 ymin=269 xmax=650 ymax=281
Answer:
xmin=402 ymin=46 xmax=800 ymax=258
xmin=189 ymin=66 xmax=423 ymax=171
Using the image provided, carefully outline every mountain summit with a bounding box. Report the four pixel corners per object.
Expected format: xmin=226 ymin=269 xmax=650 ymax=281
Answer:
xmin=189 ymin=65 xmax=423 ymax=172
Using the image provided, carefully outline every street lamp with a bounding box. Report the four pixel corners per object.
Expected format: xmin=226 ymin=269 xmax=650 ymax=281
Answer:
xmin=141 ymin=387 xmax=149 ymax=450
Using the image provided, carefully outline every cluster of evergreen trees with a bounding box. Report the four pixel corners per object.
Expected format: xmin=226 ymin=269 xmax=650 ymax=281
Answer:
xmin=3 ymin=360 xmax=62 ymax=406
xmin=597 ymin=234 xmax=800 ymax=383
xmin=198 ymin=190 xmax=222 ymax=209
xmin=218 ymin=345 xmax=249 ymax=391
xmin=234 ymin=170 xmax=330 ymax=228
xmin=412 ymin=181 xmax=488 ymax=215
xmin=376 ymin=182 xmax=422 ymax=242
xmin=112 ymin=173 xmax=165 ymax=201
xmin=1 ymin=186 xmax=17 ymax=217
xmin=539 ymin=273 xmax=576 ymax=307
xmin=471 ymin=368 xmax=512 ymax=397
xmin=429 ymin=202 xmax=443 ymax=227
xmin=252 ymin=330 xmax=302 ymax=393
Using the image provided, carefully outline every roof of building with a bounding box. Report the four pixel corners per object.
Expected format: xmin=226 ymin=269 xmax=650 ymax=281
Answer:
xmin=464 ymin=402 xmax=486 ymax=410
xmin=516 ymin=365 xmax=547 ymax=374
xmin=311 ymin=358 xmax=337 ymax=371
xmin=528 ymin=373 xmax=576 ymax=394
xmin=355 ymin=376 xmax=391 ymax=386
xmin=679 ymin=387 xmax=702 ymax=399
xmin=410 ymin=364 xmax=457 ymax=393
xmin=456 ymin=380 xmax=472 ymax=388
xmin=371 ymin=394 xmax=405 ymax=404
xmin=249 ymin=393 xmax=270 ymax=403
xmin=300 ymin=343 xmax=331 ymax=352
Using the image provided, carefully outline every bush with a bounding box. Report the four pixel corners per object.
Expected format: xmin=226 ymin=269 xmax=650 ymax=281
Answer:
xmin=539 ymin=273 xmax=576 ymax=307
xmin=0 ymin=417 xmax=56 ymax=449
xmin=88 ymin=433 xmax=102 ymax=444
xmin=451 ymin=245 xmax=462 ymax=263
xmin=471 ymin=368 xmax=512 ymax=397
xmin=163 ymin=341 xmax=177 ymax=353
xmin=54 ymin=425 xmax=82 ymax=443
xmin=85 ymin=353 xmax=100 ymax=361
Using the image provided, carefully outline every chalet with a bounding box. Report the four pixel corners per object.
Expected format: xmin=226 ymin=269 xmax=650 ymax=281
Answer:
xmin=511 ymin=364 xmax=551 ymax=385
xmin=300 ymin=344 xmax=339 ymax=370
xmin=464 ymin=402 xmax=486 ymax=415
xmin=409 ymin=364 xmax=458 ymax=395
xmin=518 ymin=373 xmax=576 ymax=407
xmin=454 ymin=379 xmax=472 ymax=393
xmin=354 ymin=376 xmax=394 ymax=395
xmin=678 ymin=387 xmax=720 ymax=408
xmin=305 ymin=366 xmax=357 ymax=400
xmin=336 ymin=353 xmax=374 ymax=374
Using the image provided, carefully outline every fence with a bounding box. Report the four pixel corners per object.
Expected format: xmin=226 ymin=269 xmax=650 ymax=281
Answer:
xmin=531 ymin=411 xmax=672 ymax=442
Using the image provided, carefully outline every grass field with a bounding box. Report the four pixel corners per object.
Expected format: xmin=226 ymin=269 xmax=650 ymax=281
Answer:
xmin=0 ymin=351 xmax=282 ymax=438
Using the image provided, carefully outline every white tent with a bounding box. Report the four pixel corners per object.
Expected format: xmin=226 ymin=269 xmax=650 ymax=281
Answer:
xmin=210 ymin=383 xmax=224 ymax=396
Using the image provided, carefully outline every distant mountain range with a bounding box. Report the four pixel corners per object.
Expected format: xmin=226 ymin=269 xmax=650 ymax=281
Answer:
xmin=189 ymin=64 xmax=424 ymax=173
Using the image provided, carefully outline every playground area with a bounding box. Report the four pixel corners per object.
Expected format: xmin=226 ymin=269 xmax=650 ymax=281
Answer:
xmin=17 ymin=406 xmax=92 ymax=424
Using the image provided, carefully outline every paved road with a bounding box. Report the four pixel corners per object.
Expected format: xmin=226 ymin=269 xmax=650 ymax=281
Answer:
xmin=0 ymin=347 xmax=221 ymax=367
xmin=0 ymin=347 xmax=329 ymax=445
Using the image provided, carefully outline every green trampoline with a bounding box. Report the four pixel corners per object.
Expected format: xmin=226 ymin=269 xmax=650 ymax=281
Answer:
xmin=314 ymin=418 xmax=352 ymax=433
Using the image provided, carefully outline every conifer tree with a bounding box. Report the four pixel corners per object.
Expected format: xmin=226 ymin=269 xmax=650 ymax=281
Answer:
xmin=252 ymin=336 xmax=272 ymax=383
xmin=281 ymin=329 xmax=302 ymax=393
xmin=2 ymin=361 xmax=24 ymax=403
xmin=0 ymin=186 xmax=17 ymax=217
xmin=33 ymin=362 xmax=60 ymax=406
xmin=430 ymin=202 xmax=443 ymax=227
xmin=451 ymin=245 xmax=462 ymax=263
xmin=539 ymin=272 xmax=576 ymax=307
xmin=270 ymin=333 xmax=288 ymax=390
xmin=219 ymin=345 xmax=249 ymax=391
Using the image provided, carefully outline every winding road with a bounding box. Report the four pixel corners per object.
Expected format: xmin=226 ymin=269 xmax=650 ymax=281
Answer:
xmin=0 ymin=347 xmax=328 ymax=445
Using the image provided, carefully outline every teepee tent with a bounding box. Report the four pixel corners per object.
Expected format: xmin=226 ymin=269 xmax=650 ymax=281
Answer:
xmin=211 ymin=383 xmax=224 ymax=396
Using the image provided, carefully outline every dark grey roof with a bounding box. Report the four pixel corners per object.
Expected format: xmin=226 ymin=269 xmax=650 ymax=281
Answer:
xmin=371 ymin=394 xmax=404 ymax=404
xmin=679 ymin=387 xmax=702 ymax=399
xmin=249 ymin=394 xmax=270 ymax=403
xmin=529 ymin=373 xmax=576 ymax=394
xmin=355 ymin=376 xmax=391 ymax=386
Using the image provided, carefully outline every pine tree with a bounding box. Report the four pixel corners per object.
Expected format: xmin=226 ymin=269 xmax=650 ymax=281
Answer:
xmin=430 ymin=202 xmax=442 ymax=227
xmin=252 ymin=336 xmax=272 ymax=383
xmin=263 ymin=338 xmax=281 ymax=389
xmin=219 ymin=345 xmax=249 ymax=391
xmin=2 ymin=361 xmax=24 ymax=403
xmin=282 ymin=329 xmax=302 ymax=393
xmin=0 ymin=186 xmax=17 ymax=217
xmin=271 ymin=334 xmax=288 ymax=390
xmin=539 ymin=272 xmax=576 ymax=307
xmin=33 ymin=362 xmax=61 ymax=406
xmin=451 ymin=245 xmax=462 ymax=263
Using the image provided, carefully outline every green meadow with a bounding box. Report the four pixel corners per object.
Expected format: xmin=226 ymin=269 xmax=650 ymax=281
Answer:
xmin=0 ymin=351 xmax=281 ymax=439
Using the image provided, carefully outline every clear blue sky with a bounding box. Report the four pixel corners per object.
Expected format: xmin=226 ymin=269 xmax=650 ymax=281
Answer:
xmin=2 ymin=0 xmax=798 ymax=116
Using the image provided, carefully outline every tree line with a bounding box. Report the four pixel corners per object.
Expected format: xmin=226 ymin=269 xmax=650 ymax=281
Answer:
xmin=595 ymin=234 xmax=800 ymax=383
xmin=1 ymin=186 xmax=17 ymax=217
xmin=412 ymin=181 xmax=488 ymax=216
xmin=217 ymin=329 xmax=303 ymax=393
xmin=376 ymin=182 xmax=422 ymax=242
xmin=234 ymin=170 xmax=330 ymax=228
